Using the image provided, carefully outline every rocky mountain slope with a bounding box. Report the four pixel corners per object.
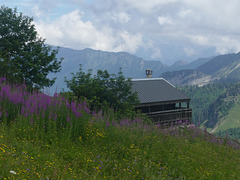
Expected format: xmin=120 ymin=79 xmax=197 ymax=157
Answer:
xmin=161 ymin=69 xmax=211 ymax=86
xmin=160 ymin=52 xmax=240 ymax=86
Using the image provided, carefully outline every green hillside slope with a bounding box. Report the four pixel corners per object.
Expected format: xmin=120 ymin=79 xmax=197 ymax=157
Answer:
xmin=180 ymin=82 xmax=240 ymax=130
xmin=212 ymin=101 xmax=240 ymax=133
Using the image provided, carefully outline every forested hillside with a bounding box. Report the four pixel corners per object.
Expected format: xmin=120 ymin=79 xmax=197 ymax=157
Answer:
xmin=180 ymin=82 xmax=240 ymax=130
xmin=216 ymin=128 xmax=240 ymax=140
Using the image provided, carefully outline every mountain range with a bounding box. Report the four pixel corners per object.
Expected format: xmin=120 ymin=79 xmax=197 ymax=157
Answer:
xmin=48 ymin=46 xmax=240 ymax=93
xmin=48 ymin=47 xmax=215 ymax=92
xmin=48 ymin=47 xmax=165 ymax=92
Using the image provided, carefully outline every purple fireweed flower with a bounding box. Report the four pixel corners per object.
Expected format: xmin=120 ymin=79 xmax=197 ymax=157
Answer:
xmin=112 ymin=121 xmax=115 ymax=126
xmin=92 ymin=111 xmax=96 ymax=116
xmin=197 ymin=121 xmax=200 ymax=127
xmin=133 ymin=118 xmax=143 ymax=124
xmin=144 ymin=124 xmax=149 ymax=129
xmin=21 ymin=107 xmax=25 ymax=115
xmin=94 ymin=109 xmax=103 ymax=120
xmin=106 ymin=121 xmax=110 ymax=128
xmin=24 ymin=113 xmax=29 ymax=118
xmin=77 ymin=103 xmax=83 ymax=110
xmin=53 ymin=114 xmax=57 ymax=121
xmin=20 ymin=83 xmax=26 ymax=89
xmin=84 ymin=106 xmax=90 ymax=114
xmin=1 ymin=85 xmax=11 ymax=99
xmin=0 ymin=111 xmax=2 ymax=117
xmin=53 ymin=92 xmax=58 ymax=98
xmin=66 ymin=100 xmax=70 ymax=109
xmin=0 ymin=77 xmax=6 ymax=81
xmin=71 ymin=102 xmax=77 ymax=113
xmin=30 ymin=106 xmax=35 ymax=114
xmin=75 ymin=112 xmax=82 ymax=118
xmin=119 ymin=121 xmax=123 ymax=126
xmin=67 ymin=117 xmax=71 ymax=122
xmin=218 ymin=139 xmax=223 ymax=145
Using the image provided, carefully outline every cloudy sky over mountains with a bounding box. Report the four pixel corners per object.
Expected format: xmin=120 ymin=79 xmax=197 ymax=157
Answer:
xmin=2 ymin=0 xmax=240 ymax=64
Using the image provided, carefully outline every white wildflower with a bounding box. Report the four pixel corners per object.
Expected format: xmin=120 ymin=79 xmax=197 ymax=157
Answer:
xmin=10 ymin=170 xmax=17 ymax=175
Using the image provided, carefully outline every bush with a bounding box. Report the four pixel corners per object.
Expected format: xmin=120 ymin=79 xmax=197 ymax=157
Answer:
xmin=64 ymin=65 xmax=139 ymax=116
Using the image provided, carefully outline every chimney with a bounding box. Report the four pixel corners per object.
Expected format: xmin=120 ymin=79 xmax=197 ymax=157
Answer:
xmin=146 ymin=69 xmax=152 ymax=78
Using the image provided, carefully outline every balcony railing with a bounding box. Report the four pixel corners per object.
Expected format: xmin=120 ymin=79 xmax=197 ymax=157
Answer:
xmin=146 ymin=108 xmax=192 ymax=124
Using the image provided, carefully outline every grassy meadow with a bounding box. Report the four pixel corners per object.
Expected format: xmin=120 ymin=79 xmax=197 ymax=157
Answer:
xmin=1 ymin=78 xmax=240 ymax=179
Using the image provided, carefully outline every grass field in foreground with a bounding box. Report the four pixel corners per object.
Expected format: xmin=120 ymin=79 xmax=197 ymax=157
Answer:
xmin=1 ymin=78 xmax=240 ymax=179
xmin=1 ymin=122 xmax=240 ymax=179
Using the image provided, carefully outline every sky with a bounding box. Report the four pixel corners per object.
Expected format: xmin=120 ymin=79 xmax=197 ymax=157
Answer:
xmin=2 ymin=0 xmax=240 ymax=65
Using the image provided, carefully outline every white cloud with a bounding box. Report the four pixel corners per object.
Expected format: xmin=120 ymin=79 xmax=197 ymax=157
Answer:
xmin=112 ymin=12 xmax=130 ymax=24
xmin=151 ymin=48 xmax=162 ymax=59
xmin=120 ymin=0 xmax=178 ymax=13
xmin=184 ymin=47 xmax=195 ymax=56
xmin=35 ymin=10 xmax=142 ymax=53
xmin=178 ymin=9 xmax=193 ymax=18
xmin=214 ymin=36 xmax=240 ymax=54
xmin=117 ymin=31 xmax=142 ymax=52
xmin=188 ymin=35 xmax=209 ymax=46
xmin=158 ymin=16 xmax=173 ymax=25
xmin=187 ymin=34 xmax=240 ymax=54
xmin=7 ymin=0 xmax=240 ymax=63
xmin=31 ymin=5 xmax=42 ymax=17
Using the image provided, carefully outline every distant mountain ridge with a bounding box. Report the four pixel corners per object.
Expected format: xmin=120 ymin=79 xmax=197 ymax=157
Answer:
xmin=197 ymin=52 xmax=240 ymax=80
xmin=160 ymin=52 xmax=240 ymax=86
xmin=48 ymin=47 xmax=167 ymax=92
xmin=48 ymin=47 xmax=212 ymax=92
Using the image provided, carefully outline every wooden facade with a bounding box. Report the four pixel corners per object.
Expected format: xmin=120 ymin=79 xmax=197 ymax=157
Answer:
xmin=131 ymin=78 xmax=192 ymax=125
xmin=135 ymin=100 xmax=192 ymax=124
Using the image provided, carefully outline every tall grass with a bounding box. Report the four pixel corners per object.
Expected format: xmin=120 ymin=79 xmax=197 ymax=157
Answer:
xmin=0 ymin=77 xmax=240 ymax=179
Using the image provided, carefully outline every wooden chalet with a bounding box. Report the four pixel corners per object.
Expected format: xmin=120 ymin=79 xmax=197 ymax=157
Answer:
xmin=131 ymin=70 xmax=192 ymax=124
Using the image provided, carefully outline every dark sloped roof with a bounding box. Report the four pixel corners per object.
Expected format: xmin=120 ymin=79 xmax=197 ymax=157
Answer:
xmin=131 ymin=78 xmax=190 ymax=104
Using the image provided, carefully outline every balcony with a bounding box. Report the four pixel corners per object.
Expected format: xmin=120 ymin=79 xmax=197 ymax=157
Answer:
xmin=146 ymin=108 xmax=192 ymax=124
